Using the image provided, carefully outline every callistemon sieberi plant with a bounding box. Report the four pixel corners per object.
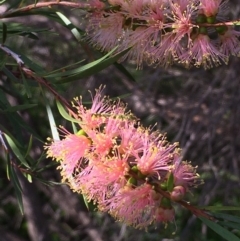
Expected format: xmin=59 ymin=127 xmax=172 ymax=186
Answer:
xmin=45 ymin=87 xmax=203 ymax=229
xmin=85 ymin=0 xmax=240 ymax=69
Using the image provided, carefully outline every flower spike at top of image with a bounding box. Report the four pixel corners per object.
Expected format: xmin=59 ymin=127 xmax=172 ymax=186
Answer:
xmin=45 ymin=86 xmax=203 ymax=229
xmin=84 ymin=0 xmax=240 ymax=69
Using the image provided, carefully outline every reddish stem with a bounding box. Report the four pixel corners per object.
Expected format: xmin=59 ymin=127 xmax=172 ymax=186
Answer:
xmin=0 ymin=1 xmax=103 ymax=18
xmin=155 ymin=186 xmax=214 ymax=220
xmin=21 ymin=66 xmax=75 ymax=115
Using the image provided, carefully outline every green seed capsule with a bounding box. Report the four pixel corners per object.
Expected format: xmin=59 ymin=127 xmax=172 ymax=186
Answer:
xmin=206 ymin=16 xmax=216 ymax=24
xmin=196 ymin=14 xmax=207 ymax=24
xmin=127 ymin=177 xmax=137 ymax=186
xmin=77 ymin=129 xmax=86 ymax=136
xmin=160 ymin=182 xmax=168 ymax=191
xmin=137 ymin=171 xmax=145 ymax=179
xmin=131 ymin=165 xmax=138 ymax=172
xmin=216 ymin=25 xmax=228 ymax=35
xmin=199 ymin=27 xmax=208 ymax=35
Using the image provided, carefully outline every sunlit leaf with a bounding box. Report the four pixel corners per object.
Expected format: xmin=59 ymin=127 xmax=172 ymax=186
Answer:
xmin=6 ymin=153 xmax=10 ymax=180
xmin=26 ymin=173 xmax=32 ymax=183
xmin=71 ymin=122 xmax=78 ymax=134
xmin=56 ymin=11 xmax=83 ymax=42
xmin=46 ymin=104 xmax=60 ymax=141
xmin=56 ymin=100 xmax=79 ymax=123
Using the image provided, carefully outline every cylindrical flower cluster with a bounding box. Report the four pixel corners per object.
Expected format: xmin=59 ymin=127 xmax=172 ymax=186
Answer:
xmin=84 ymin=0 xmax=240 ymax=69
xmin=46 ymin=87 xmax=202 ymax=229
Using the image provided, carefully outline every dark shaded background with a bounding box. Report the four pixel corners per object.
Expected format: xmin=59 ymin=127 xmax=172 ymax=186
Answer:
xmin=0 ymin=1 xmax=240 ymax=240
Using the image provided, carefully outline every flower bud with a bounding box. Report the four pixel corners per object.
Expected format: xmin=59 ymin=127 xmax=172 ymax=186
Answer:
xmin=216 ymin=25 xmax=228 ymax=35
xmin=206 ymin=16 xmax=216 ymax=24
xmin=196 ymin=14 xmax=207 ymax=24
xmin=160 ymin=182 xmax=168 ymax=191
xmin=170 ymin=186 xmax=186 ymax=201
xmin=199 ymin=27 xmax=208 ymax=35
xmin=155 ymin=207 xmax=175 ymax=222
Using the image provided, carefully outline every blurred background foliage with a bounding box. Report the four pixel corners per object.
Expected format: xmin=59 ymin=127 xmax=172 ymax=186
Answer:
xmin=0 ymin=1 xmax=240 ymax=241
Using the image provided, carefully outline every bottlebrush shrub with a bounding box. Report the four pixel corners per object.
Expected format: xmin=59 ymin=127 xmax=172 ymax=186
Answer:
xmin=45 ymin=87 xmax=203 ymax=229
xmin=85 ymin=0 xmax=240 ymax=69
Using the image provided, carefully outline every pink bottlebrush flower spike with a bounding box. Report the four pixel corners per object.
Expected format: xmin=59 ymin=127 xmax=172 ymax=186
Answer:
xmin=46 ymin=86 xmax=203 ymax=229
xmin=46 ymin=128 xmax=91 ymax=181
xmin=84 ymin=0 xmax=239 ymax=69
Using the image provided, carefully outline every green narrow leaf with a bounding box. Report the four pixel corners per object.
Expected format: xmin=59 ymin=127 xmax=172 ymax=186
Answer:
xmin=20 ymin=68 xmax=32 ymax=98
xmin=6 ymin=153 xmax=10 ymax=180
xmin=56 ymin=100 xmax=80 ymax=123
xmin=26 ymin=173 xmax=32 ymax=183
xmin=56 ymin=12 xmax=82 ymax=42
xmin=167 ymin=172 xmax=174 ymax=192
xmin=39 ymin=86 xmax=60 ymax=141
xmin=20 ymin=31 xmax=39 ymax=40
xmin=219 ymin=221 xmax=240 ymax=230
xmin=19 ymin=54 xmax=45 ymax=74
xmin=83 ymin=194 xmax=90 ymax=210
xmin=199 ymin=217 xmax=240 ymax=241
xmin=199 ymin=206 xmax=240 ymax=211
xmin=35 ymin=162 xmax=58 ymax=173
xmin=213 ymin=213 xmax=240 ymax=224
xmin=113 ymin=62 xmax=136 ymax=82
xmin=2 ymin=66 xmax=20 ymax=82
xmin=4 ymin=133 xmax=30 ymax=168
xmin=71 ymin=122 xmax=78 ymax=134
xmin=31 ymin=151 xmax=47 ymax=171
xmin=45 ymin=59 xmax=85 ymax=76
xmin=2 ymin=22 xmax=7 ymax=44
xmin=8 ymin=161 xmax=22 ymax=192
xmin=60 ymin=47 xmax=131 ymax=83
xmin=24 ymin=135 xmax=33 ymax=158
xmin=7 ymin=156 xmax=24 ymax=214
xmin=1 ymin=104 xmax=38 ymax=112
xmin=0 ymin=52 xmax=7 ymax=70
xmin=46 ymin=104 xmax=60 ymax=141
xmin=45 ymin=47 xmax=118 ymax=78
